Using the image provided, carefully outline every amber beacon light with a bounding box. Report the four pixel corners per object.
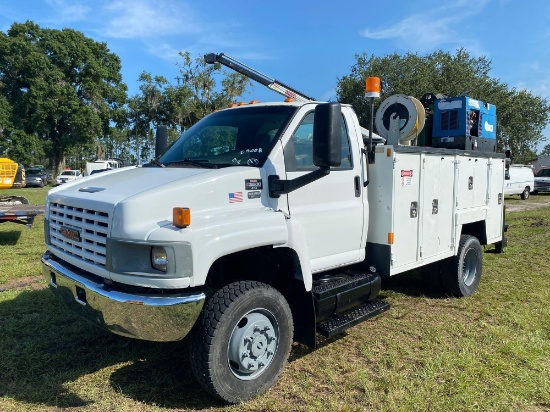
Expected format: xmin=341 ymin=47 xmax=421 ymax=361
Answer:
xmin=365 ymin=76 xmax=380 ymax=98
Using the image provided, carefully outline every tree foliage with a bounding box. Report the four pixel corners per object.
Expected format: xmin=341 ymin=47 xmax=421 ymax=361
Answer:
xmin=0 ymin=21 xmax=127 ymax=173
xmin=124 ymin=52 xmax=250 ymax=162
xmin=540 ymin=144 xmax=550 ymax=157
xmin=174 ymin=51 xmax=251 ymax=128
xmin=336 ymin=49 xmax=550 ymax=162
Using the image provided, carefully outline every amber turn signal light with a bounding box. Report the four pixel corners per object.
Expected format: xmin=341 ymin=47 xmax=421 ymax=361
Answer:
xmin=173 ymin=207 xmax=191 ymax=228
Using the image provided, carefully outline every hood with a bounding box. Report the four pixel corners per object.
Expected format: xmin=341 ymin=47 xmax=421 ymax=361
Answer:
xmin=49 ymin=166 xmax=209 ymax=205
xmin=47 ymin=165 xmax=266 ymax=240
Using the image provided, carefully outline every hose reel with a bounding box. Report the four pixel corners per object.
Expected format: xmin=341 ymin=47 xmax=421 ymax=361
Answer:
xmin=375 ymin=94 xmax=426 ymax=145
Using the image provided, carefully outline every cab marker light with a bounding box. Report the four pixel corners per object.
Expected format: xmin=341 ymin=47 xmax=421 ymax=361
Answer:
xmin=173 ymin=207 xmax=191 ymax=228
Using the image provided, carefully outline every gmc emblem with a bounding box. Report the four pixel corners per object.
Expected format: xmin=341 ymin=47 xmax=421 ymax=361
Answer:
xmin=60 ymin=226 xmax=81 ymax=242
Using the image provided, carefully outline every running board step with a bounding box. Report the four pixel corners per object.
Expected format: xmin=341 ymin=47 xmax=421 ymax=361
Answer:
xmin=316 ymin=299 xmax=390 ymax=338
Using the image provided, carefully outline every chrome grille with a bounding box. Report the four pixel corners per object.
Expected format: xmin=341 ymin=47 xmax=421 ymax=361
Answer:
xmin=49 ymin=202 xmax=110 ymax=267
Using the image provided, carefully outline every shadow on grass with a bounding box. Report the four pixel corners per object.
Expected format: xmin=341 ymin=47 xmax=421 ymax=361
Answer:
xmin=378 ymin=269 xmax=447 ymax=299
xmin=0 ymin=288 xmax=227 ymax=409
xmin=0 ymin=230 xmax=22 ymax=245
xmin=0 ymin=269 xmax=465 ymax=409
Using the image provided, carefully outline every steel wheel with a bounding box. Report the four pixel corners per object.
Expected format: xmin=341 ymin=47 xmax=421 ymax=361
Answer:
xmin=462 ymin=246 xmax=479 ymax=287
xmin=227 ymin=308 xmax=279 ymax=380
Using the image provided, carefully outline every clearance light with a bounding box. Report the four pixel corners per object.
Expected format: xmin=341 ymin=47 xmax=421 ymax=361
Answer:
xmin=230 ymin=103 xmax=238 ymax=108
xmin=284 ymin=97 xmax=295 ymax=102
xmin=387 ymin=232 xmax=394 ymax=244
xmin=365 ymin=76 xmax=380 ymax=98
xmin=237 ymin=101 xmax=247 ymax=106
xmin=173 ymin=207 xmax=191 ymax=228
xmin=249 ymin=100 xmax=260 ymax=104
xmin=386 ymin=148 xmax=392 ymax=157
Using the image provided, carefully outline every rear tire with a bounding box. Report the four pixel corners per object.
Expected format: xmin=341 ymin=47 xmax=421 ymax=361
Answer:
xmin=520 ymin=187 xmax=530 ymax=200
xmin=190 ymin=281 xmax=293 ymax=403
xmin=441 ymin=235 xmax=482 ymax=297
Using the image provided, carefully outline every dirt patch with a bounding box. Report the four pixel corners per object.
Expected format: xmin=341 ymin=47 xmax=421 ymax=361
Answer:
xmin=505 ymin=194 xmax=550 ymax=212
xmin=0 ymin=275 xmax=46 ymax=292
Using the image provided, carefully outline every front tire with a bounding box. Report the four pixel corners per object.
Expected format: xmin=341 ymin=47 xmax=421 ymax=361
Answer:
xmin=441 ymin=235 xmax=482 ymax=297
xmin=190 ymin=281 xmax=293 ymax=403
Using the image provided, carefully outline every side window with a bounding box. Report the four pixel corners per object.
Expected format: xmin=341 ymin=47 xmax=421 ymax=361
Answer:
xmin=287 ymin=112 xmax=352 ymax=171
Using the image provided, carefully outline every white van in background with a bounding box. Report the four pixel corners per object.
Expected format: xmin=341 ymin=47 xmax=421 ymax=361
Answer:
xmin=84 ymin=159 xmax=122 ymax=176
xmin=504 ymin=165 xmax=534 ymax=200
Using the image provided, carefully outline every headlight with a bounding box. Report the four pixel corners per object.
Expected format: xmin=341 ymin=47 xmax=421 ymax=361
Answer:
xmin=151 ymin=246 xmax=168 ymax=272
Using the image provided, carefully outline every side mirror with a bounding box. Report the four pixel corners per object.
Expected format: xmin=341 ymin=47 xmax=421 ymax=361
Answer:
xmin=155 ymin=126 xmax=168 ymax=158
xmin=313 ymin=103 xmax=341 ymax=168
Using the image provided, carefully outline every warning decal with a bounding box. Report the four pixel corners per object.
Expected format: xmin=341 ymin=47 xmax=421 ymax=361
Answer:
xmin=401 ymin=170 xmax=413 ymax=186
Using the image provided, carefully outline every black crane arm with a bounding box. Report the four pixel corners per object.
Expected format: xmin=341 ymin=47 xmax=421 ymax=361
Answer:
xmin=204 ymin=53 xmax=315 ymax=102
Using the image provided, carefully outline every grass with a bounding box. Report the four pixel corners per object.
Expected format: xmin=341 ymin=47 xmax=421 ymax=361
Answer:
xmin=0 ymin=188 xmax=548 ymax=411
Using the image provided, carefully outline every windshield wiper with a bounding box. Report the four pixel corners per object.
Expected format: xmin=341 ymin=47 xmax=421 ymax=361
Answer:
xmin=166 ymin=159 xmax=219 ymax=169
xmin=143 ymin=159 xmax=165 ymax=168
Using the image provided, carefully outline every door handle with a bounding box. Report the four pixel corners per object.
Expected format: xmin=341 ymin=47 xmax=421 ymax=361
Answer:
xmin=354 ymin=176 xmax=361 ymax=197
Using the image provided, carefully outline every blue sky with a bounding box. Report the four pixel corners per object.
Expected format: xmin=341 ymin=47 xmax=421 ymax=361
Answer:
xmin=1 ymin=0 xmax=549 ymax=151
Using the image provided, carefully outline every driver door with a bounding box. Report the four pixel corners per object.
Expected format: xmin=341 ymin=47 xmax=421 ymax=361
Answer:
xmin=285 ymin=109 xmax=365 ymax=272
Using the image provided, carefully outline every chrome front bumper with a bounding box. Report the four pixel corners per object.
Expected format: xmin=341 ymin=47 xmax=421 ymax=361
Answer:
xmin=41 ymin=252 xmax=205 ymax=342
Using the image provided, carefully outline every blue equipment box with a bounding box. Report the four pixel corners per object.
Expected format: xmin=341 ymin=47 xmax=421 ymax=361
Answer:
xmin=432 ymin=96 xmax=496 ymax=152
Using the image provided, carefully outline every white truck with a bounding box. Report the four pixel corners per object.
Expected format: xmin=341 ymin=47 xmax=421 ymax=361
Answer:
xmin=84 ymin=159 xmax=122 ymax=176
xmin=42 ymin=58 xmax=506 ymax=403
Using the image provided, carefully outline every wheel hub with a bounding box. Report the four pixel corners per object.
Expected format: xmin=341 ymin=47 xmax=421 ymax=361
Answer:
xmin=462 ymin=248 xmax=478 ymax=286
xmin=227 ymin=310 xmax=278 ymax=380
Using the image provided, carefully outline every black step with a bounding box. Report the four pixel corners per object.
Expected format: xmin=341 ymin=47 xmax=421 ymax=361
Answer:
xmin=316 ymin=299 xmax=390 ymax=338
xmin=313 ymin=272 xmax=376 ymax=297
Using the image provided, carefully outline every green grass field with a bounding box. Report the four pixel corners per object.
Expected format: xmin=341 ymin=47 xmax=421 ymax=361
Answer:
xmin=0 ymin=188 xmax=548 ymax=411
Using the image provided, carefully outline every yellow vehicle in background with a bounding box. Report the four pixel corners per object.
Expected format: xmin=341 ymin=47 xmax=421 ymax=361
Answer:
xmin=0 ymin=158 xmax=43 ymax=228
xmin=0 ymin=157 xmax=25 ymax=189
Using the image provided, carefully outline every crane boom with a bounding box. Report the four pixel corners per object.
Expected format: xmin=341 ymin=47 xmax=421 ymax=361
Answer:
xmin=204 ymin=53 xmax=315 ymax=102
xmin=204 ymin=52 xmax=384 ymax=143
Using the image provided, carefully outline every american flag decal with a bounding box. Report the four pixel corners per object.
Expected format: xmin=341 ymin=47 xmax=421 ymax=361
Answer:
xmin=228 ymin=192 xmax=243 ymax=203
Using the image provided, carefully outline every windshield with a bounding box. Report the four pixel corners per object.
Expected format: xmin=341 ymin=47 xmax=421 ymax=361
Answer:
xmin=537 ymin=168 xmax=550 ymax=177
xmin=159 ymin=105 xmax=297 ymax=168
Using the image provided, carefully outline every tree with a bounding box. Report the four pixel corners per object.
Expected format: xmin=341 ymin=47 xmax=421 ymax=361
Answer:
xmin=125 ymin=72 xmax=171 ymax=162
xmin=124 ymin=52 xmax=251 ymax=162
xmin=0 ymin=21 xmax=127 ymax=174
xmin=540 ymin=144 xmax=550 ymax=157
xmin=336 ymin=49 xmax=550 ymax=161
xmin=174 ymin=51 xmax=251 ymax=128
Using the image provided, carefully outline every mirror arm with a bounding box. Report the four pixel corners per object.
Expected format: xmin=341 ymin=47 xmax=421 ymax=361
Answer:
xmin=268 ymin=167 xmax=330 ymax=198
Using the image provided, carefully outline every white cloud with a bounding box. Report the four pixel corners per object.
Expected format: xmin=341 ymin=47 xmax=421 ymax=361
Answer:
xmin=360 ymin=0 xmax=490 ymax=52
xmin=102 ymin=0 xmax=199 ymax=39
xmin=45 ymin=0 xmax=90 ymax=21
xmin=144 ymin=41 xmax=182 ymax=62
